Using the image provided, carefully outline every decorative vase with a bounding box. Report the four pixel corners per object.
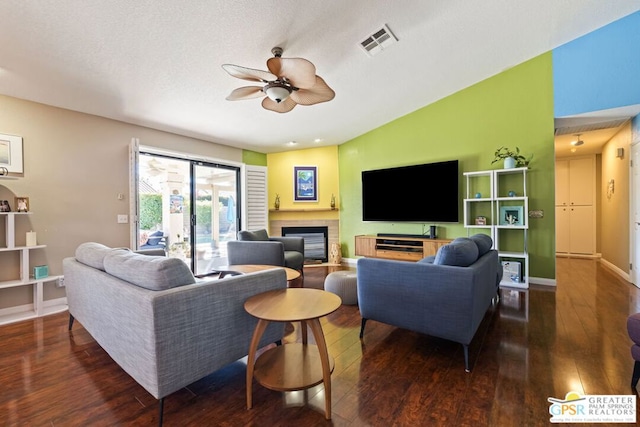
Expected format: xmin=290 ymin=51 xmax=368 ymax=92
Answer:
xmin=330 ymin=194 xmax=336 ymax=210
xmin=504 ymin=156 xmax=516 ymax=169
xmin=274 ymin=194 xmax=280 ymax=210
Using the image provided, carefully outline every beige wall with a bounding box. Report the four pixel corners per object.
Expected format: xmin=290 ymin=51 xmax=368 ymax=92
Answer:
xmin=0 ymin=95 xmax=243 ymax=307
xmin=600 ymin=122 xmax=631 ymax=272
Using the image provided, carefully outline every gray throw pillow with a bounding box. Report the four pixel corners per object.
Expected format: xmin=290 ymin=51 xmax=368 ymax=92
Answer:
xmin=434 ymin=238 xmax=479 ymax=267
xmin=103 ymin=251 xmax=196 ymax=290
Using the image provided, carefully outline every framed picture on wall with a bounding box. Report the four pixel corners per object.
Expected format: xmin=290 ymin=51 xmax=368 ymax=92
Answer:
xmin=294 ymin=166 xmax=317 ymax=202
xmin=0 ymin=133 xmax=23 ymax=173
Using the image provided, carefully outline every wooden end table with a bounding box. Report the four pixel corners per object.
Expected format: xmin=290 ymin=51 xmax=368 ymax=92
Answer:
xmin=244 ymin=288 xmax=341 ymax=419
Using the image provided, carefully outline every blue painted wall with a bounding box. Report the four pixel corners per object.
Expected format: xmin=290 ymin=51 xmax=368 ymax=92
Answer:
xmin=553 ymin=11 xmax=640 ymax=117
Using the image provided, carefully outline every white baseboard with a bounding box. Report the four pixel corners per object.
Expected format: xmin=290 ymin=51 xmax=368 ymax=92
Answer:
xmin=599 ymin=258 xmax=631 ymax=282
xmin=530 ymin=276 xmax=556 ymax=286
xmin=343 ymin=257 xmax=358 ymax=267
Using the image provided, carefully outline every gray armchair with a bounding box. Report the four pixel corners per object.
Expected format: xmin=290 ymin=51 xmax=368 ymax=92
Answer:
xmin=227 ymin=229 xmax=305 ymax=272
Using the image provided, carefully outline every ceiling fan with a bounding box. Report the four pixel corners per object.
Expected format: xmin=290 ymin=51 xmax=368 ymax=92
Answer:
xmin=222 ymin=47 xmax=335 ymax=113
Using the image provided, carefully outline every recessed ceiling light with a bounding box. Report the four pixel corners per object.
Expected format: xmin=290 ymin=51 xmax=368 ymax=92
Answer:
xmin=288 ymin=141 xmax=297 ymax=146
xmin=314 ymin=138 xmax=323 ymax=143
xmin=571 ymin=148 xmax=577 ymax=153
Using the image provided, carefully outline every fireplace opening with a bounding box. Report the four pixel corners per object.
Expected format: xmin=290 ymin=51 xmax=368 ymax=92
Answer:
xmin=282 ymin=226 xmax=328 ymax=263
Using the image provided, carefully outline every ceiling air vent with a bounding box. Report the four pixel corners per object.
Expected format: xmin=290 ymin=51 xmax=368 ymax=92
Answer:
xmin=359 ymin=24 xmax=398 ymax=57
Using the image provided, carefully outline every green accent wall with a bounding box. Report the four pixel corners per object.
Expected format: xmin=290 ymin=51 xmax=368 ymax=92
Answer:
xmin=243 ymin=150 xmax=267 ymax=166
xmin=338 ymin=52 xmax=556 ymax=279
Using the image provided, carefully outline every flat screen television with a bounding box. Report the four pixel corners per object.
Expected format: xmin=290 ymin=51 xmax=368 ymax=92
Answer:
xmin=362 ymin=160 xmax=459 ymax=222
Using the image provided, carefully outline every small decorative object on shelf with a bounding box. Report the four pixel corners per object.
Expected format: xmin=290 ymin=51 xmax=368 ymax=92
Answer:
xmin=502 ymin=261 xmax=521 ymax=283
xmin=26 ymin=231 xmax=37 ymax=247
xmin=508 ymin=190 xmax=517 ymax=197
xmin=491 ymin=147 xmax=532 ymax=169
xmin=499 ymin=206 xmax=524 ymax=226
xmin=33 ymin=265 xmax=49 ymax=279
xmin=0 ymin=200 xmax=10 ymax=212
xmin=475 ymin=216 xmax=487 ymax=225
xmin=330 ymin=194 xmax=336 ymax=210
xmin=15 ymin=196 xmax=29 ymax=212
xmin=0 ymin=167 xmax=8 ymax=176
xmin=475 ymin=192 xmax=482 ymax=198
xmin=274 ymin=193 xmax=280 ymax=210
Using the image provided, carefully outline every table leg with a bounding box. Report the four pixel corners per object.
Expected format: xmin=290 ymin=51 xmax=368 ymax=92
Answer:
xmin=307 ymin=318 xmax=332 ymax=420
xmin=301 ymin=320 xmax=308 ymax=345
xmin=246 ymin=318 xmax=269 ymax=410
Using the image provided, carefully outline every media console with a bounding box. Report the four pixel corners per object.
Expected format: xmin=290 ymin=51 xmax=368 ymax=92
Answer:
xmin=355 ymin=235 xmax=451 ymax=262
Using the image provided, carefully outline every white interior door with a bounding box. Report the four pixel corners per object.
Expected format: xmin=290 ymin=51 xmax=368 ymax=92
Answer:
xmin=631 ymin=143 xmax=640 ymax=287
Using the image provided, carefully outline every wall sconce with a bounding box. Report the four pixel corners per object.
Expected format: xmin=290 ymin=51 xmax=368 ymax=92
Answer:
xmin=616 ymin=148 xmax=624 ymax=158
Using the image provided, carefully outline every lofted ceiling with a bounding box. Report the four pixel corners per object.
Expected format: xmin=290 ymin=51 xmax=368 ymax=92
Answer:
xmin=0 ymin=1 xmax=639 ymax=154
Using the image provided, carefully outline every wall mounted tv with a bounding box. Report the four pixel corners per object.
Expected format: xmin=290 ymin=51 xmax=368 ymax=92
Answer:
xmin=362 ymin=160 xmax=459 ymax=222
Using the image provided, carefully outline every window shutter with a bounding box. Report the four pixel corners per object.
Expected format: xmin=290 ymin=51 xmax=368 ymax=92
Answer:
xmin=243 ymin=165 xmax=268 ymax=231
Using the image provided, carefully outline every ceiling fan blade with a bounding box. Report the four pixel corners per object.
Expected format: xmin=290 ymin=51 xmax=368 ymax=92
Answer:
xmin=226 ymin=86 xmax=264 ymax=101
xmin=222 ymin=64 xmax=276 ymax=82
xmin=266 ymin=57 xmax=317 ymax=89
xmin=262 ymin=97 xmax=297 ymax=113
xmin=290 ymin=76 xmax=335 ymax=105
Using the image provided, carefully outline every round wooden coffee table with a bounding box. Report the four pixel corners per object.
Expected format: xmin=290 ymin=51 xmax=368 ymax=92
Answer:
xmin=215 ymin=264 xmax=302 ymax=287
xmin=244 ymin=288 xmax=341 ymax=419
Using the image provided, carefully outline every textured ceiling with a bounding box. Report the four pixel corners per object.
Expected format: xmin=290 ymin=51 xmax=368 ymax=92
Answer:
xmin=1 ymin=1 xmax=639 ymax=153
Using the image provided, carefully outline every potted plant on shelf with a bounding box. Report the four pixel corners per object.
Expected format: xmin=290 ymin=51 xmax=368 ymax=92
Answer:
xmin=492 ymin=146 xmax=532 ymax=169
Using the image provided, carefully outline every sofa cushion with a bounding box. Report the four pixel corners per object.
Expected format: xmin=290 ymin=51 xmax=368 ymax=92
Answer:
xmin=146 ymin=230 xmax=164 ymax=246
xmin=238 ymin=229 xmax=269 ymax=241
xmin=103 ymin=251 xmax=196 ymax=290
xmin=469 ymin=234 xmax=493 ymax=256
xmin=434 ymin=238 xmax=479 ymax=267
xmin=76 ymin=242 xmax=130 ymax=271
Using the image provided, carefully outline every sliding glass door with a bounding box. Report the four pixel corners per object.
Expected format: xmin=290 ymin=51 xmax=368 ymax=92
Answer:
xmin=137 ymin=153 xmax=239 ymax=274
xmin=192 ymin=162 xmax=239 ymax=274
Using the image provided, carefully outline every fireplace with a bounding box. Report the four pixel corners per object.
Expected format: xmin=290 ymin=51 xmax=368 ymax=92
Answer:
xmin=282 ymin=226 xmax=328 ymax=263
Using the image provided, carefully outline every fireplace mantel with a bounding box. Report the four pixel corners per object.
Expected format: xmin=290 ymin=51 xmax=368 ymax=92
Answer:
xmin=270 ymin=207 xmax=338 ymax=212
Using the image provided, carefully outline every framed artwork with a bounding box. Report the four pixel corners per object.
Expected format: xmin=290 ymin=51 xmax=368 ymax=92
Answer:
xmin=499 ymin=205 xmax=524 ymax=226
xmin=294 ymin=166 xmax=317 ymax=202
xmin=475 ymin=216 xmax=487 ymax=225
xmin=15 ymin=196 xmax=29 ymax=212
xmin=0 ymin=134 xmax=24 ymax=173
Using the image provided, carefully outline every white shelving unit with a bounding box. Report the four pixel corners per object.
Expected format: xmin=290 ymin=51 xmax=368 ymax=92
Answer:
xmin=464 ymin=167 xmax=529 ymax=289
xmin=0 ymin=212 xmax=66 ymax=325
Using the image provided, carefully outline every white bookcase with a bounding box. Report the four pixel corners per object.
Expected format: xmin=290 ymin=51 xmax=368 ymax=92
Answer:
xmin=464 ymin=167 xmax=529 ymax=289
xmin=0 ymin=212 xmax=66 ymax=325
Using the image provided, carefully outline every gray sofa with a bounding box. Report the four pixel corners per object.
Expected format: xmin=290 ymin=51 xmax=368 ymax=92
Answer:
xmin=357 ymin=234 xmax=501 ymax=372
xmin=63 ymin=242 xmax=286 ymax=425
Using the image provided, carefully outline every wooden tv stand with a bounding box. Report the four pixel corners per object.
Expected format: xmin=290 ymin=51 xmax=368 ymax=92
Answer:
xmin=355 ymin=235 xmax=451 ymax=262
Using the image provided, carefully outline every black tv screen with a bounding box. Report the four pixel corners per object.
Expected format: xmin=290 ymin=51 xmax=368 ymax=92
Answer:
xmin=362 ymin=160 xmax=459 ymax=222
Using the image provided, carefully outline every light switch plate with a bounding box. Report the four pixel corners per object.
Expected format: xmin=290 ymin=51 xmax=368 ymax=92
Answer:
xmin=117 ymin=214 xmax=128 ymax=223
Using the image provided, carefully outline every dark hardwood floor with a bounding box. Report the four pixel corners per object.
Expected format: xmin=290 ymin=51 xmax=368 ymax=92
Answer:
xmin=1 ymin=258 xmax=639 ymax=426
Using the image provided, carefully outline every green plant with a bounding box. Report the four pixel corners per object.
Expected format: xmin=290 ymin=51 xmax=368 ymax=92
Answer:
xmin=491 ymin=146 xmax=532 ymax=167
xmin=139 ymin=194 xmax=162 ymax=230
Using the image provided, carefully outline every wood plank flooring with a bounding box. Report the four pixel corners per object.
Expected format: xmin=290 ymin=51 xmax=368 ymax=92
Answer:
xmin=1 ymin=258 xmax=639 ymax=426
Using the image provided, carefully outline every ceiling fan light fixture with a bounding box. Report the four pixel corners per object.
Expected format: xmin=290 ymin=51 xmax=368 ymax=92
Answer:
xmin=571 ymin=133 xmax=584 ymax=146
xmin=263 ymin=82 xmax=292 ymax=103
